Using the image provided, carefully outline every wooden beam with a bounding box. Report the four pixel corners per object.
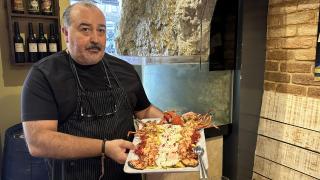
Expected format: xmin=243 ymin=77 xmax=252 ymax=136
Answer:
xmin=260 ymin=91 xmax=320 ymax=132
xmin=258 ymin=118 xmax=320 ymax=153
xmin=255 ymin=136 xmax=320 ymax=178
xmin=253 ymin=156 xmax=316 ymax=180
xmin=252 ymin=172 xmax=270 ymax=180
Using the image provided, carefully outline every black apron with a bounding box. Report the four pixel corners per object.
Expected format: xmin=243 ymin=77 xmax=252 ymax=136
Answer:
xmin=47 ymin=56 xmax=141 ymax=180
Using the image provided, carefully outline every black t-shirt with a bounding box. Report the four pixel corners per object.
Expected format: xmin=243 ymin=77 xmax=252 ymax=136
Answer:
xmin=21 ymin=51 xmax=150 ymax=123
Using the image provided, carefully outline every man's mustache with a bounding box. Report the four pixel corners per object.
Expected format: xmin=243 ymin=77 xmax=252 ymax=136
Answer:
xmin=86 ymin=43 xmax=102 ymax=51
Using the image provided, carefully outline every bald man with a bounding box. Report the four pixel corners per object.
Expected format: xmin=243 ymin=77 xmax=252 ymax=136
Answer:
xmin=21 ymin=2 xmax=163 ymax=180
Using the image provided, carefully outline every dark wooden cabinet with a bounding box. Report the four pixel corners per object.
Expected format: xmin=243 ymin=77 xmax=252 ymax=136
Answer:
xmin=6 ymin=0 xmax=61 ymax=65
xmin=209 ymin=0 xmax=238 ymax=71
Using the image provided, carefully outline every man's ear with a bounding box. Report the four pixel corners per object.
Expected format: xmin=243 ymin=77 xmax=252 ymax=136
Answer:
xmin=61 ymin=26 xmax=69 ymax=43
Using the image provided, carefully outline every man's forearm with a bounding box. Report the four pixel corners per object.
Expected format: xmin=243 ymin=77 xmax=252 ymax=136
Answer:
xmin=27 ymin=129 xmax=102 ymax=159
xmin=23 ymin=121 xmax=102 ymax=159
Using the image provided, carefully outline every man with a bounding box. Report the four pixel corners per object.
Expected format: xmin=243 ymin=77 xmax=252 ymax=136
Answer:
xmin=21 ymin=1 xmax=163 ymax=180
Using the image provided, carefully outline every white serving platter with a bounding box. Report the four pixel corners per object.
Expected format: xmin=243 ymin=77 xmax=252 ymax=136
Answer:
xmin=124 ymin=118 xmax=208 ymax=174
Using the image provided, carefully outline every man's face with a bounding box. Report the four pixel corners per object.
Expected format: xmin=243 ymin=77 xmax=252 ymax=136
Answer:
xmin=63 ymin=5 xmax=106 ymax=65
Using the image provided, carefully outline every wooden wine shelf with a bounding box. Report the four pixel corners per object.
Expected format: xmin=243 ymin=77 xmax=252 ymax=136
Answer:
xmin=6 ymin=0 xmax=61 ymax=65
xmin=11 ymin=13 xmax=59 ymax=20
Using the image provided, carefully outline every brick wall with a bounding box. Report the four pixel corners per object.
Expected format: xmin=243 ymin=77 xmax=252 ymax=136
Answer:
xmin=253 ymin=0 xmax=320 ymax=179
xmin=265 ymin=0 xmax=319 ymax=97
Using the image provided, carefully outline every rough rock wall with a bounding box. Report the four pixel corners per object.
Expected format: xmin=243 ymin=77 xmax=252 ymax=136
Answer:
xmin=116 ymin=0 xmax=216 ymax=56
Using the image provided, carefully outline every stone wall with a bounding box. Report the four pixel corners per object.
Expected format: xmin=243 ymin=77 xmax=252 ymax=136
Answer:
xmin=253 ymin=0 xmax=320 ymax=179
xmin=116 ymin=0 xmax=216 ymax=56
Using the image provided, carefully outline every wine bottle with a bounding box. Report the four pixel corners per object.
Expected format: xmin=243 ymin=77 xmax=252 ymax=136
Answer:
xmin=27 ymin=23 xmax=38 ymax=62
xmin=53 ymin=24 xmax=60 ymax=51
xmin=12 ymin=0 xmax=24 ymax=14
xmin=27 ymin=0 xmax=40 ymax=14
xmin=37 ymin=23 xmax=48 ymax=60
xmin=48 ymin=24 xmax=58 ymax=55
xmin=40 ymin=0 xmax=53 ymax=15
xmin=13 ymin=22 xmax=25 ymax=63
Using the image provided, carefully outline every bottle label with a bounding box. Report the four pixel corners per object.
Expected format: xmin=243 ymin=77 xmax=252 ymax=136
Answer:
xmin=49 ymin=43 xmax=57 ymax=52
xmin=41 ymin=0 xmax=52 ymax=13
xmin=38 ymin=43 xmax=47 ymax=52
xmin=15 ymin=43 xmax=24 ymax=52
xmin=29 ymin=43 xmax=38 ymax=52
xmin=28 ymin=0 xmax=39 ymax=12
xmin=13 ymin=0 xmax=24 ymax=11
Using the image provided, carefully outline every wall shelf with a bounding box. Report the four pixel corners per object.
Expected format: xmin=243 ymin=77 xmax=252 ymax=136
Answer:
xmin=6 ymin=0 xmax=62 ymax=65
xmin=11 ymin=13 xmax=60 ymax=20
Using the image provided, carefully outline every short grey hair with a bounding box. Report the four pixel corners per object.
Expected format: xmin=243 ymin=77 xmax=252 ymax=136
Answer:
xmin=62 ymin=1 xmax=101 ymax=27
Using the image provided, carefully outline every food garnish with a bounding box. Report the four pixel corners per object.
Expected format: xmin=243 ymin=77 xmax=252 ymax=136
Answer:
xmin=127 ymin=111 xmax=217 ymax=170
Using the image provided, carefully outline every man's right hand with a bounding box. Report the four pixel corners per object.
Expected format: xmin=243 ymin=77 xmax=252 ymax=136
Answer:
xmin=105 ymin=139 xmax=135 ymax=164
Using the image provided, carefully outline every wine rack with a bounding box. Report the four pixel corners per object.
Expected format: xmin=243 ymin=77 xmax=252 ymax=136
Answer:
xmin=6 ymin=0 xmax=61 ymax=65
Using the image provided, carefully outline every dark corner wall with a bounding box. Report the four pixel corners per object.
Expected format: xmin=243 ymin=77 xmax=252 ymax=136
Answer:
xmin=223 ymin=0 xmax=269 ymax=179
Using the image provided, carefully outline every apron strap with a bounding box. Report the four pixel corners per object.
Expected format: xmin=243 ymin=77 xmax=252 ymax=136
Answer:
xmin=102 ymin=58 xmax=135 ymax=114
